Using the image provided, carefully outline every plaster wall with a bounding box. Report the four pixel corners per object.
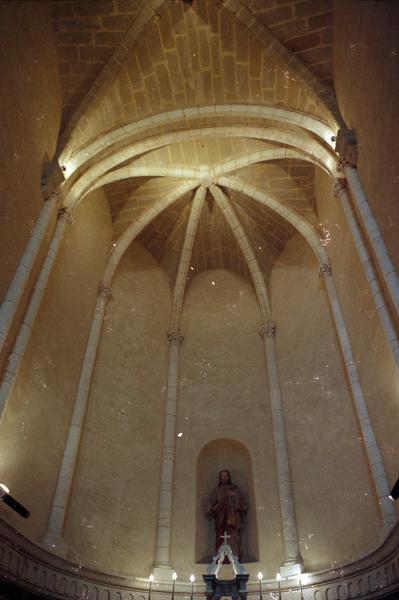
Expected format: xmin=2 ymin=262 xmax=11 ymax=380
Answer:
xmin=0 ymin=1 xmax=61 ymax=303
xmin=0 ymin=189 xmax=112 ymax=541
xmin=333 ymin=0 xmax=399 ymax=277
xmin=270 ymin=231 xmax=380 ymax=570
xmin=174 ymin=270 xmax=283 ymax=578
xmin=65 ymin=243 xmax=171 ymax=575
xmin=315 ymin=168 xmax=399 ymax=498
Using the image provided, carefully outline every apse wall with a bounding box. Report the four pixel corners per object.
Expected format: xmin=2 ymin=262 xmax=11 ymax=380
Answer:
xmin=270 ymin=231 xmax=380 ymax=570
xmin=333 ymin=0 xmax=399 ymax=276
xmin=65 ymin=243 xmax=171 ymax=575
xmin=315 ymin=169 xmax=399 ymax=498
xmin=174 ymin=270 xmax=283 ymax=576
xmin=0 ymin=1 xmax=61 ymax=302
xmin=0 ymin=189 xmax=112 ymax=541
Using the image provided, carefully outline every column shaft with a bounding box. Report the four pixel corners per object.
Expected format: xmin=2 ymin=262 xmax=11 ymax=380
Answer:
xmin=0 ymin=193 xmax=59 ymax=358
xmin=323 ymin=273 xmax=397 ymax=534
xmin=261 ymin=327 xmax=302 ymax=569
xmin=0 ymin=211 xmax=69 ymax=418
xmin=154 ymin=334 xmax=181 ymax=568
xmin=334 ymin=181 xmax=399 ymax=367
xmin=344 ymin=166 xmax=399 ymax=319
xmin=43 ymin=287 xmax=110 ymax=553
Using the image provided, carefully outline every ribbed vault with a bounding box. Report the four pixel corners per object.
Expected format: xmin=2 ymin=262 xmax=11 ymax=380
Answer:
xmin=54 ymin=0 xmax=340 ymax=308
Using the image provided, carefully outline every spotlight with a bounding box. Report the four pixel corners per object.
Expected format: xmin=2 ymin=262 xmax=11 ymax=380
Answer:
xmin=0 ymin=484 xmax=30 ymax=518
xmin=389 ymin=477 xmax=399 ymax=501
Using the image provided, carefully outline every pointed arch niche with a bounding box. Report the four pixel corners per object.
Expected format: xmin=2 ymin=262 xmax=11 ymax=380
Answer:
xmin=195 ymin=439 xmax=259 ymax=564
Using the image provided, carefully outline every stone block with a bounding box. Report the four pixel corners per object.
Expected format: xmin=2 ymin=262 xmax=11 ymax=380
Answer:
xmin=56 ymin=31 xmax=93 ymax=45
xmin=288 ymin=31 xmax=320 ymax=52
xmin=294 ymin=0 xmax=331 ymax=19
xmin=74 ymin=0 xmax=114 ymax=16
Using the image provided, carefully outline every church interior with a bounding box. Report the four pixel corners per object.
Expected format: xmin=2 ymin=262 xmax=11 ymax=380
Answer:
xmin=0 ymin=0 xmax=399 ymax=598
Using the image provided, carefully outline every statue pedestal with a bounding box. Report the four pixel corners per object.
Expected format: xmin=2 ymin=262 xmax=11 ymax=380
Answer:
xmin=203 ymin=543 xmax=249 ymax=600
xmin=203 ymin=573 xmax=249 ymax=600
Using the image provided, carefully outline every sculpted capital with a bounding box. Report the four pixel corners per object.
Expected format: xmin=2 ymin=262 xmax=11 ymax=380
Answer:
xmin=49 ymin=190 xmax=63 ymax=205
xmin=259 ymin=323 xmax=276 ymax=338
xmin=167 ymin=329 xmax=184 ymax=345
xmin=98 ymin=282 xmax=112 ymax=300
xmin=337 ymin=157 xmax=356 ymax=172
xmin=319 ymin=263 xmax=332 ymax=278
xmin=57 ymin=207 xmax=72 ymax=224
xmin=333 ymin=179 xmax=347 ymax=198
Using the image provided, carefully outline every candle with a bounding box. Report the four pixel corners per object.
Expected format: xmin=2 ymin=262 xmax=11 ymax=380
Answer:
xmin=299 ymin=574 xmax=304 ymax=600
xmin=257 ymin=571 xmax=263 ymax=600
xmin=148 ymin=574 xmax=154 ymax=600
xmin=172 ymin=572 xmax=177 ymax=600
xmin=190 ymin=574 xmax=195 ymax=600
xmin=276 ymin=573 xmax=281 ymax=600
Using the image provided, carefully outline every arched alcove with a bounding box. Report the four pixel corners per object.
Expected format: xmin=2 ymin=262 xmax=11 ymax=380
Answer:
xmin=195 ymin=439 xmax=258 ymax=564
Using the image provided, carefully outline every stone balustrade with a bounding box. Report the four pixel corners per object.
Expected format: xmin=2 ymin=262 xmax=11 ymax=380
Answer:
xmin=1 ymin=516 xmax=399 ymax=599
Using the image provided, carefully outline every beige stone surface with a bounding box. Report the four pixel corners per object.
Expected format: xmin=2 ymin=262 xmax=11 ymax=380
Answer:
xmin=1 ymin=0 xmax=398 ymax=584
xmin=0 ymin=189 xmax=112 ymax=540
xmin=316 ymin=168 xmax=399 ymax=494
xmin=0 ymin=1 xmax=61 ymax=303
xmin=271 ymin=231 xmax=380 ymax=569
xmin=64 ymin=243 xmax=171 ymax=575
xmin=71 ymin=0 xmax=331 ymax=153
xmin=174 ymin=270 xmax=283 ymax=577
xmin=333 ymin=0 xmax=399 ymax=278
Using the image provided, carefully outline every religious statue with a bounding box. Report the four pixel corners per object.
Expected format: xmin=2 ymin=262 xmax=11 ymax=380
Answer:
xmin=206 ymin=469 xmax=247 ymax=560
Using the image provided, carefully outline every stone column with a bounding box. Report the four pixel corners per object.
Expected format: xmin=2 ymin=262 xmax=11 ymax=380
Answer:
xmin=0 ymin=207 xmax=71 ymax=419
xmin=0 ymin=192 xmax=60 ymax=360
xmin=153 ymin=328 xmax=184 ymax=579
xmin=42 ymin=282 xmax=112 ymax=555
xmin=335 ymin=129 xmax=399 ymax=319
xmin=153 ymin=188 xmax=204 ymax=577
xmin=333 ymin=179 xmax=399 ymax=367
xmin=321 ymin=265 xmax=397 ymax=536
xmin=260 ymin=323 xmax=303 ymax=576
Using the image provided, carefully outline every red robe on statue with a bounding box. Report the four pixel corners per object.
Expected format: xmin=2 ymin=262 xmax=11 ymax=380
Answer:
xmin=207 ymin=483 xmax=247 ymax=560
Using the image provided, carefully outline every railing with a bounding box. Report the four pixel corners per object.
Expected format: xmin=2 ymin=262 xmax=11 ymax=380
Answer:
xmin=1 ymin=516 xmax=399 ymax=599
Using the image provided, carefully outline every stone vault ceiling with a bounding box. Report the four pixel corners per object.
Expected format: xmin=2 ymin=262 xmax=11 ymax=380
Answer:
xmin=55 ymin=0 xmax=339 ymax=291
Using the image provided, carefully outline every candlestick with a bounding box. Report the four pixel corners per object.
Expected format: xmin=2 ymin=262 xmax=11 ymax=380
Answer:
xmin=276 ymin=573 xmax=281 ymax=600
xmin=299 ymin=575 xmax=304 ymax=600
xmin=190 ymin=574 xmax=195 ymax=600
xmin=257 ymin=571 xmax=263 ymax=600
xmin=148 ymin=574 xmax=154 ymax=600
xmin=172 ymin=572 xmax=177 ymax=600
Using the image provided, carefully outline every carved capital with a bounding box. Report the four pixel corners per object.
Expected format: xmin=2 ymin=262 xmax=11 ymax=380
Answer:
xmin=167 ymin=329 xmax=184 ymax=345
xmin=48 ymin=190 xmax=63 ymax=205
xmin=57 ymin=207 xmax=72 ymax=224
xmin=335 ymin=128 xmax=357 ymax=168
xmin=333 ymin=179 xmax=347 ymax=198
xmin=259 ymin=323 xmax=276 ymax=338
xmin=319 ymin=263 xmax=332 ymax=278
xmin=98 ymin=282 xmax=112 ymax=300
xmin=337 ymin=157 xmax=356 ymax=172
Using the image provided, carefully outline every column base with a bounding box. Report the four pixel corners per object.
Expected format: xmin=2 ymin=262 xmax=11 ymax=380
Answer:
xmin=152 ymin=565 xmax=175 ymax=581
xmin=280 ymin=561 xmax=303 ymax=578
xmin=379 ymin=516 xmax=397 ymax=543
xmin=42 ymin=532 xmax=68 ymax=557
